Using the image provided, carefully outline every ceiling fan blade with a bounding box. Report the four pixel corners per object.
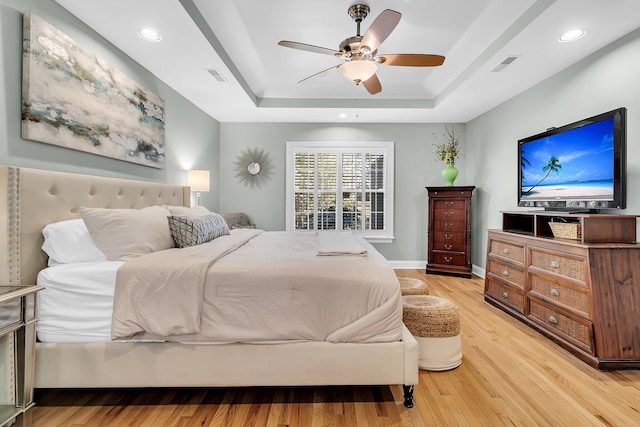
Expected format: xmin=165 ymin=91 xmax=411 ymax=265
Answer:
xmin=360 ymin=9 xmax=401 ymax=53
xmin=297 ymin=64 xmax=340 ymax=84
xmin=376 ymin=54 xmax=445 ymax=67
xmin=278 ymin=40 xmax=342 ymax=56
xmin=363 ymin=73 xmax=382 ymax=95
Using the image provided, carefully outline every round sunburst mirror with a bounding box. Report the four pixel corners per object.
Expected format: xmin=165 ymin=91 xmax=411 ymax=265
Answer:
xmin=234 ymin=147 xmax=273 ymax=188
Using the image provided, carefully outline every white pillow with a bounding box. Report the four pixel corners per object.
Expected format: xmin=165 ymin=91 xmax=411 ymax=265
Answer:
xmin=164 ymin=205 xmax=211 ymax=218
xmin=42 ymin=219 xmax=107 ymax=266
xmin=80 ymin=206 xmax=175 ymax=261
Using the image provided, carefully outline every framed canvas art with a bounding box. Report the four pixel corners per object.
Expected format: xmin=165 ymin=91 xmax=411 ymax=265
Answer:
xmin=21 ymin=12 xmax=166 ymax=169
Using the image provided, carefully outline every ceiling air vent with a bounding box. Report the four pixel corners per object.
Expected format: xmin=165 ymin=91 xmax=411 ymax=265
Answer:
xmin=206 ymin=68 xmax=227 ymax=82
xmin=492 ymin=56 xmax=520 ymax=72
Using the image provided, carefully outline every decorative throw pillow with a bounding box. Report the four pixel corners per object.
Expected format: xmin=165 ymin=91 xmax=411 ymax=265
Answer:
xmin=80 ymin=206 xmax=175 ymax=261
xmin=168 ymin=213 xmax=230 ymax=248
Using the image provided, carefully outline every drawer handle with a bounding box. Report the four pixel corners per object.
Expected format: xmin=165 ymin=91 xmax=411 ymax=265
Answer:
xmin=502 ymin=248 xmax=510 ymax=255
xmin=445 ymin=222 xmax=453 ymax=228
xmin=502 ymin=270 xmax=509 ymax=277
xmin=548 ymin=316 xmax=558 ymax=325
xmin=502 ymin=291 xmax=509 ymax=298
xmin=445 ymin=234 xmax=453 ymax=240
xmin=550 ymin=260 xmax=559 ymax=268
xmin=550 ymin=288 xmax=560 ymax=297
xmin=445 ymin=201 xmax=453 ymax=206
xmin=445 ymin=211 xmax=454 ymax=217
xmin=444 ymin=256 xmax=452 ymax=263
xmin=444 ymin=244 xmax=453 ymax=250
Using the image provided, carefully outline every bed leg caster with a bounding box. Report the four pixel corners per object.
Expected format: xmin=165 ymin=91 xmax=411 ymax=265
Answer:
xmin=402 ymin=384 xmax=414 ymax=408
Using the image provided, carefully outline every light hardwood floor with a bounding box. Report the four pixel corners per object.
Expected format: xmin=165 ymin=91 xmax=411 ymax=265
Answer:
xmin=31 ymin=270 xmax=640 ymax=426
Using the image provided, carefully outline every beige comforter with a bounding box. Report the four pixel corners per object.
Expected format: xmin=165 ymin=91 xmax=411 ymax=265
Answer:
xmin=112 ymin=230 xmax=402 ymax=343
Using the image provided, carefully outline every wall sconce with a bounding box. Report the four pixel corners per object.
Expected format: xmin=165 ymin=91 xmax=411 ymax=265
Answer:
xmin=187 ymin=169 xmax=210 ymax=206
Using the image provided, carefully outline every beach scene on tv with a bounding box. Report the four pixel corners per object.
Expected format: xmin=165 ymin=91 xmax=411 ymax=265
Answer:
xmin=520 ymin=118 xmax=614 ymax=201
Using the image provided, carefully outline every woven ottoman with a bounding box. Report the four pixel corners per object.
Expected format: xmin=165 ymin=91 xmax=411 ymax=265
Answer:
xmin=398 ymin=277 xmax=429 ymax=296
xmin=402 ymin=295 xmax=462 ymax=371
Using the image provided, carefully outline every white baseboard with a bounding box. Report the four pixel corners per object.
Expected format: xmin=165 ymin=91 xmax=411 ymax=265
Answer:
xmin=389 ymin=261 xmax=427 ymax=270
xmin=472 ymin=264 xmax=486 ymax=279
xmin=389 ymin=260 xmax=426 ymax=269
xmin=390 ymin=261 xmax=486 ymax=279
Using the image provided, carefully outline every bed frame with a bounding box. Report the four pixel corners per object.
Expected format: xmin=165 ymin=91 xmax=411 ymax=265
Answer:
xmin=0 ymin=166 xmax=418 ymax=407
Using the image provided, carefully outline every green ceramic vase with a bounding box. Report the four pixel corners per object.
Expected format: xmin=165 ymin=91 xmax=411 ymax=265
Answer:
xmin=441 ymin=163 xmax=459 ymax=186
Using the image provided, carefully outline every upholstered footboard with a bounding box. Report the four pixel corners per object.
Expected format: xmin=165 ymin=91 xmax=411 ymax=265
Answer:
xmin=35 ymin=325 xmax=418 ymax=406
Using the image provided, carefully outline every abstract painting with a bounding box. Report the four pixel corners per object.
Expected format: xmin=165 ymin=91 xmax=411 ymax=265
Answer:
xmin=21 ymin=12 xmax=165 ymax=169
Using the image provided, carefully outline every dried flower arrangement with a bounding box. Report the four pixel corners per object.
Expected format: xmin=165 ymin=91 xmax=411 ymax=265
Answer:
xmin=433 ymin=125 xmax=462 ymax=165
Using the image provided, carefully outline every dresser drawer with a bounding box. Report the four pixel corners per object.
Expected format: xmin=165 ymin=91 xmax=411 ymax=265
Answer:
xmin=487 ymin=258 xmax=525 ymax=290
xmin=432 ymin=240 xmax=466 ymax=252
xmin=433 ymin=210 xmax=466 ymax=222
xmin=432 ymin=220 xmax=466 ymax=233
xmin=529 ymin=300 xmax=594 ymax=354
xmin=530 ymin=274 xmax=590 ymax=319
xmin=485 ymin=277 xmax=525 ymax=313
xmin=433 ymin=199 xmax=466 ymax=211
xmin=431 ymin=251 xmax=466 ymax=267
xmin=488 ymin=239 xmax=525 ymax=264
xmin=529 ymin=248 xmax=586 ymax=282
xmin=433 ymin=231 xmax=465 ymax=244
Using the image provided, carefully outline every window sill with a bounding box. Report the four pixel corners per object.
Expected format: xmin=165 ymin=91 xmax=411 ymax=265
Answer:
xmin=364 ymin=236 xmax=395 ymax=244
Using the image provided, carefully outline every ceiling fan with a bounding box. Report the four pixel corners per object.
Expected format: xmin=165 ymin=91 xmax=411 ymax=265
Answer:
xmin=278 ymin=4 xmax=445 ymax=95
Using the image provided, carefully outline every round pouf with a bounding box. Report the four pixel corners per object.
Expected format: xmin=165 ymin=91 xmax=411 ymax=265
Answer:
xmin=403 ymin=295 xmax=462 ymax=371
xmin=398 ymin=277 xmax=429 ymax=296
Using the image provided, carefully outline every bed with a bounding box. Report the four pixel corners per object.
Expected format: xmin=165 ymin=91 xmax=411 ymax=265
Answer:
xmin=0 ymin=165 xmax=418 ymax=407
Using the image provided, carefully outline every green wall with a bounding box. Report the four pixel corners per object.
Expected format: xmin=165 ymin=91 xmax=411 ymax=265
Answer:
xmin=467 ymin=27 xmax=640 ymax=270
xmin=0 ymin=0 xmax=221 ymax=210
xmin=219 ymin=123 xmax=468 ymax=262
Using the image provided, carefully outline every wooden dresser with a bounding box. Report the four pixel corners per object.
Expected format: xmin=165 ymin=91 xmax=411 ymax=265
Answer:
xmin=426 ymin=186 xmax=475 ymax=278
xmin=485 ymin=211 xmax=640 ymax=370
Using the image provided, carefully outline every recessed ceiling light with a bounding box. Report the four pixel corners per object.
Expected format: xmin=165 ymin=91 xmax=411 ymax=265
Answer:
xmin=338 ymin=113 xmax=348 ymax=119
xmin=137 ymin=28 xmax=163 ymax=42
xmin=558 ymin=29 xmax=586 ymax=43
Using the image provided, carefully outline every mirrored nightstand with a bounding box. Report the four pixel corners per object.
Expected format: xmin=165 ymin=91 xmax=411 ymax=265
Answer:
xmin=0 ymin=286 xmax=43 ymax=427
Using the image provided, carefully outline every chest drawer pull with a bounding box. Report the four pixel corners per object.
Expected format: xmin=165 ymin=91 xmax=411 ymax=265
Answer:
xmin=502 ymin=270 xmax=509 ymax=277
xmin=444 ymin=256 xmax=452 ymax=263
xmin=445 ymin=201 xmax=453 ymax=207
xmin=550 ymin=288 xmax=560 ymax=297
xmin=502 ymin=291 xmax=509 ymax=298
xmin=445 ymin=234 xmax=453 ymax=240
xmin=548 ymin=316 xmax=558 ymax=325
xmin=502 ymin=248 xmax=510 ymax=255
xmin=550 ymin=260 xmax=559 ymax=268
xmin=445 ymin=222 xmax=453 ymax=228
xmin=445 ymin=211 xmax=454 ymax=217
xmin=444 ymin=244 xmax=453 ymax=250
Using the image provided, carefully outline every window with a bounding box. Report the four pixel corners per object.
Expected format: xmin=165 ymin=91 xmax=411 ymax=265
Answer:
xmin=286 ymin=141 xmax=394 ymax=243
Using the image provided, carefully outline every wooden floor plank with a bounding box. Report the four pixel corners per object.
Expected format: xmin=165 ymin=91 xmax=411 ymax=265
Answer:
xmin=31 ymin=270 xmax=640 ymax=426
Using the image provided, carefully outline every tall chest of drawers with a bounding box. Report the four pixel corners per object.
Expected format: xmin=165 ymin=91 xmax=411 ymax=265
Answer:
xmin=485 ymin=211 xmax=640 ymax=370
xmin=426 ymin=186 xmax=475 ymax=278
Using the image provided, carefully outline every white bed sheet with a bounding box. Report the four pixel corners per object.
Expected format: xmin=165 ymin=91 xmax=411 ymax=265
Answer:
xmin=37 ymin=261 xmax=123 ymax=342
xmin=37 ymin=231 xmax=402 ymax=345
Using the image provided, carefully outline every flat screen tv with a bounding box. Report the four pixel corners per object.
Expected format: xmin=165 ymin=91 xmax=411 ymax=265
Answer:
xmin=518 ymin=107 xmax=627 ymax=211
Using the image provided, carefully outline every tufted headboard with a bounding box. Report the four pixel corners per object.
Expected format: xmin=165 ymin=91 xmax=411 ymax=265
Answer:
xmin=0 ymin=166 xmax=190 ymax=287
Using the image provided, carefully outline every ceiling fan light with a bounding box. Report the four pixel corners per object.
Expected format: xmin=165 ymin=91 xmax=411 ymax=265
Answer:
xmin=338 ymin=60 xmax=377 ymax=83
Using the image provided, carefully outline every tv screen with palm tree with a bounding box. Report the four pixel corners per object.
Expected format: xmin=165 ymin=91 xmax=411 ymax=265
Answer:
xmin=518 ymin=108 xmax=626 ymax=211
